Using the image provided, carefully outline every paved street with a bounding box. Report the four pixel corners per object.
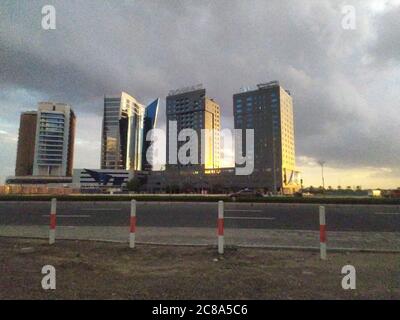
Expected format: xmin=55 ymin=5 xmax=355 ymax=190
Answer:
xmin=1 ymin=201 xmax=400 ymax=232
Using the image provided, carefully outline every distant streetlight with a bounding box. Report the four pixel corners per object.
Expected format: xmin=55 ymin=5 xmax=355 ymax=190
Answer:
xmin=318 ymin=160 xmax=326 ymax=190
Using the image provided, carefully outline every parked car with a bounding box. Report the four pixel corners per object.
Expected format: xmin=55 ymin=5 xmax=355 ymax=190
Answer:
xmin=384 ymin=189 xmax=400 ymax=198
xmin=229 ymin=188 xmax=263 ymax=200
xmin=294 ymin=192 xmax=314 ymax=197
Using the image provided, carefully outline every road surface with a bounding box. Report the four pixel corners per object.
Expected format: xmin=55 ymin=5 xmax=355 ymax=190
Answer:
xmin=1 ymin=201 xmax=400 ymax=232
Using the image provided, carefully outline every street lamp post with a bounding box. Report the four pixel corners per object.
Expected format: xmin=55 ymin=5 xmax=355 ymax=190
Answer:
xmin=318 ymin=160 xmax=326 ymax=191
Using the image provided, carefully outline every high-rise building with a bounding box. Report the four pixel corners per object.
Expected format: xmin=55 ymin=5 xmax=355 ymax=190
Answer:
xmin=101 ymin=92 xmax=145 ymax=171
xmin=233 ymin=81 xmax=299 ymax=193
xmin=166 ymin=85 xmax=220 ymax=171
xmin=32 ymin=102 xmax=76 ymax=177
xmin=142 ymin=98 xmax=160 ymax=171
xmin=15 ymin=111 xmax=37 ymax=176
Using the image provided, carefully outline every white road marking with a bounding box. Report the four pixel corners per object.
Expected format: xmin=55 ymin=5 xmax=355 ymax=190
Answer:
xmin=375 ymin=212 xmax=400 ymax=215
xmin=81 ymin=208 xmax=122 ymax=211
xmin=225 ymin=216 xmax=275 ymax=220
xmin=42 ymin=215 xmax=91 ymax=218
xmin=225 ymin=209 xmax=263 ymax=212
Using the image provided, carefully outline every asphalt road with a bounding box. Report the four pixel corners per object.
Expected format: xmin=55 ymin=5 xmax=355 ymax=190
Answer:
xmin=0 ymin=201 xmax=400 ymax=232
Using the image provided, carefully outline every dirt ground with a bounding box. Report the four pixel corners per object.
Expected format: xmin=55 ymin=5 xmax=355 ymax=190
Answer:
xmin=0 ymin=237 xmax=399 ymax=300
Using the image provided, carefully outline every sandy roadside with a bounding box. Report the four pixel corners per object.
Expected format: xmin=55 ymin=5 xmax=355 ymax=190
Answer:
xmin=1 ymin=238 xmax=399 ymax=299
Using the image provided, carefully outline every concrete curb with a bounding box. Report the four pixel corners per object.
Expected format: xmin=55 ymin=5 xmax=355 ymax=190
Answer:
xmin=2 ymin=235 xmax=400 ymax=254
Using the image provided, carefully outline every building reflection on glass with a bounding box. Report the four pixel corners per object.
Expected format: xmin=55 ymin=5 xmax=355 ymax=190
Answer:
xmin=101 ymin=92 xmax=159 ymax=171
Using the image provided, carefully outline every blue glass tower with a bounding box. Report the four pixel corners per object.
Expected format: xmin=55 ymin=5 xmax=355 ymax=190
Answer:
xmin=142 ymin=98 xmax=160 ymax=171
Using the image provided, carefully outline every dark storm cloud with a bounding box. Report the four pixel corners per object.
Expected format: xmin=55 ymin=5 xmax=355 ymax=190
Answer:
xmin=0 ymin=44 xmax=119 ymax=106
xmin=369 ymin=4 xmax=400 ymax=64
xmin=0 ymin=0 xmax=399 ymax=175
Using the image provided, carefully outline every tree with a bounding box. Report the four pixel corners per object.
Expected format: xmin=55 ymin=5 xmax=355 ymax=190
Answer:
xmin=126 ymin=177 xmax=143 ymax=192
xmin=211 ymin=184 xmax=224 ymax=194
xmin=166 ymin=184 xmax=180 ymax=194
xmin=182 ymin=182 xmax=193 ymax=193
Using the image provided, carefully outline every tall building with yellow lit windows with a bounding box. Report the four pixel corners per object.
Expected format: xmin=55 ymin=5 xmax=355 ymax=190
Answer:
xmin=233 ymin=81 xmax=300 ymax=194
xmin=166 ymin=85 xmax=220 ymax=172
xmin=203 ymin=97 xmax=220 ymax=171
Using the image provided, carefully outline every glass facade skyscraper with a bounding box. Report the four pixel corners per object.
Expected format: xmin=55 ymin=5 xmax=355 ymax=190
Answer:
xmin=101 ymin=92 xmax=159 ymax=172
xmin=142 ymin=98 xmax=160 ymax=171
xmin=101 ymin=92 xmax=145 ymax=171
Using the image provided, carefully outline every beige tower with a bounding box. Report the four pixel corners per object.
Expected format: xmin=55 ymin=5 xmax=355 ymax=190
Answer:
xmin=203 ymin=98 xmax=220 ymax=170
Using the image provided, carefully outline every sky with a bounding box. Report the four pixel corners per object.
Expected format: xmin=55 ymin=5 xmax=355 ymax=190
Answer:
xmin=0 ymin=0 xmax=399 ymax=189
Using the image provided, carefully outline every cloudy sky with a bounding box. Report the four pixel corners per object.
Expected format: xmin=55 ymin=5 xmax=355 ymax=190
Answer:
xmin=0 ymin=0 xmax=399 ymax=188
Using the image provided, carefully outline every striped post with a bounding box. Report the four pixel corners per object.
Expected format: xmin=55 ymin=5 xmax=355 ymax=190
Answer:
xmin=218 ymin=200 xmax=224 ymax=254
xmin=319 ymin=206 xmax=327 ymax=260
xmin=49 ymin=198 xmax=56 ymax=245
xmin=129 ymin=200 xmax=136 ymax=248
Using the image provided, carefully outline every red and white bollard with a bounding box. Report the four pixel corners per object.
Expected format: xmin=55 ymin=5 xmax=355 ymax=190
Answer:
xmin=218 ymin=200 xmax=224 ymax=254
xmin=49 ymin=198 xmax=56 ymax=245
xmin=319 ymin=206 xmax=327 ymax=260
xmin=129 ymin=200 xmax=136 ymax=248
